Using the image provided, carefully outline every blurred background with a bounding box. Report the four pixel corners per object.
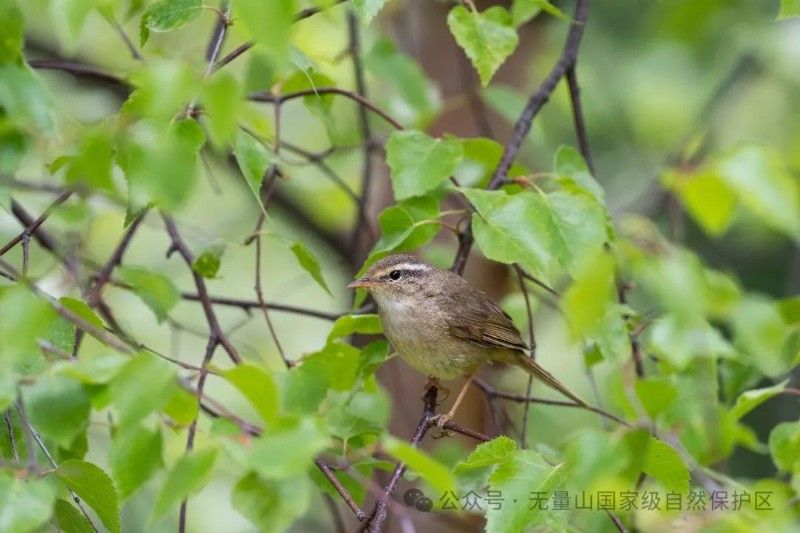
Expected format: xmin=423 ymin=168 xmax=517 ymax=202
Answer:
xmin=3 ymin=0 xmax=799 ymax=531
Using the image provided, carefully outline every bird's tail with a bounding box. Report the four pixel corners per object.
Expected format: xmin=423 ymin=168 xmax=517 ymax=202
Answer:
xmin=510 ymin=351 xmax=587 ymax=407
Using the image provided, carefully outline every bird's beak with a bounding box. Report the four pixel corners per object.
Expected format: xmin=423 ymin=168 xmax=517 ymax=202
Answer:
xmin=348 ymin=278 xmax=375 ymax=289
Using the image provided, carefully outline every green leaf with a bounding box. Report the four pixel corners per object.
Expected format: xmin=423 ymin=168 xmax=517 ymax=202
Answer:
xmin=290 ymin=241 xmax=332 ymax=296
xmin=731 ymin=296 xmax=794 ymax=377
xmin=485 ymin=450 xmax=565 ymax=533
xmin=447 ymin=6 xmax=519 ymax=86
xmin=562 ymin=251 xmax=615 ymax=338
xmin=454 ymin=436 xmax=516 ymax=491
xmin=541 ymin=190 xmax=608 ymax=275
xmin=384 ymin=437 xmax=456 ymax=493
xmin=109 ymin=424 xmax=163 ymax=500
xmin=234 ymin=129 xmax=271 ymax=201
xmin=0 ymin=474 xmax=56 ymax=533
xmin=192 ymin=245 xmax=224 ymax=279
xmin=0 ymin=0 xmax=24 ymax=62
xmin=717 ymin=146 xmax=800 ymax=239
xmin=236 ymin=0 xmax=295 ymax=57
xmin=365 ymin=39 xmax=438 ymax=127
xmin=224 ymin=364 xmax=279 ymax=425
xmin=460 ymin=137 xmax=527 ymax=184
xmin=368 ymin=196 xmax=441 ymax=262
xmin=110 ymin=353 xmax=177 ymax=427
xmin=662 ymin=169 xmax=736 ymax=237
xmin=119 ymin=120 xmax=205 ymax=211
xmin=327 ymin=390 xmax=388 ymax=443
xmin=55 ymin=460 xmax=120 ymax=533
xmin=352 ymin=0 xmax=388 ymax=25
xmin=634 ymin=377 xmax=678 ymax=419
xmin=202 ymin=72 xmax=243 ymax=149
xmin=232 ymin=473 xmax=311 ymax=533
xmin=386 ymin=130 xmax=463 ymax=200
xmin=59 ymin=297 xmax=104 ymax=332
xmin=152 ymin=447 xmax=218 ymax=519
xmin=769 ymin=421 xmax=800 ymax=471
xmin=247 ymin=418 xmax=328 ymax=479
xmin=21 ymin=375 xmax=90 ymax=448
xmin=52 ymin=0 xmax=98 ymax=47
xmin=461 ymin=188 xmax=552 ymax=281
xmin=731 ymin=380 xmax=789 ymax=420
xmin=53 ymin=498 xmax=94 ymax=533
xmin=327 ymin=314 xmax=382 ymax=342
xmin=778 ymin=0 xmax=800 ymax=19
xmin=65 ymin=132 xmax=115 ymax=191
xmin=118 ymin=267 xmax=180 ymax=323
xmin=277 ymin=358 xmax=329 ymax=415
xmin=123 ymin=62 xmax=198 ymax=119
xmin=0 ymin=287 xmax=58 ymax=369
xmin=642 ymin=438 xmax=690 ymax=493
xmin=0 ymin=61 xmax=55 ymax=135
xmin=143 ymin=0 xmax=202 ymax=34
xmin=161 ymin=385 xmax=199 ymax=425
xmin=554 ymin=145 xmax=605 ymax=204
xmin=55 ymin=354 xmax=128 ymax=385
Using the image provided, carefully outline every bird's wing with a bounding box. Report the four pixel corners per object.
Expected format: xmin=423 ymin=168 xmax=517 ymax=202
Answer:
xmin=446 ymin=288 xmax=529 ymax=352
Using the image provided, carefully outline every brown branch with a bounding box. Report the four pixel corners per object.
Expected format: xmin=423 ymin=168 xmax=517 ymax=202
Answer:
xmin=1 ymin=192 xmax=72 ymax=260
xmin=180 ymin=292 xmax=360 ymax=321
xmin=249 ymin=88 xmax=404 ymax=131
xmin=451 ymin=0 xmax=591 ymax=275
xmin=162 ymin=215 xmax=241 ymax=364
xmin=27 ymin=60 xmax=127 ymax=87
xmin=514 ymin=265 xmax=537 ymax=449
xmin=565 ymin=66 xmax=594 ymax=174
xmin=87 ymin=213 xmax=145 ymax=307
xmin=315 ymin=459 xmax=368 ymax=521
xmin=212 ymin=0 xmax=347 ymax=72
xmin=360 ymin=386 xmax=439 ymax=533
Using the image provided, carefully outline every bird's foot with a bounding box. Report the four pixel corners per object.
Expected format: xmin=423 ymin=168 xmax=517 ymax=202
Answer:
xmin=430 ymin=413 xmax=452 ymax=428
xmin=421 ymin=377 xmax=449 ymax=404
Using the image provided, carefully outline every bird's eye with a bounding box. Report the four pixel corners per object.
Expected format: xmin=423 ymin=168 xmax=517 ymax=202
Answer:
xmin=388 ymin=270 xmax=402 ymax=281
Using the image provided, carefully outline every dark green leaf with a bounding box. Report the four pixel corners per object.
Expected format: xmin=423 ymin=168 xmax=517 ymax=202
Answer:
xmin=117 ymin=266 xmax=180 ymax=323
xmin=386 ymin=130 xmax=463 ymax=200
xmin=109 ymin=424 xmax=163 ymax=499
xmin=367 ymin=196 xmax=441 ymax=265
xmin=447 ymin=6 xmax=519 ymax=86
xmin=192 ymin=245 xmax=224 ymax=279
xmin=143 ymin=0 xmax=202 ymax=34
xmin=55 ymin=460 xmax=120 ymax=533
xmin=0 ymin=474 xmax=56 ymax=533
xmin=224 ymin=364 xmax=279 ymax=425
xmin=152 ymin=447 xmax=218 ymax=519
xmin=290 ymin=241 xmax=331 ymax=296
xmin=541 ymin=190 xmax=608 ymax=275
xmin=22 ymin=375 xmax=90 ymax=448
xmin=0 ymin=61 xmax=55 ymax=135
xmin=731 ymin=380 xmax=789 ymax=420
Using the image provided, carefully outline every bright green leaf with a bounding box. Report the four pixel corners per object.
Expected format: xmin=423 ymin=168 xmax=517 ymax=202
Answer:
xmin=224 ymin=364 xmax=279 ymax=425
xmin=731 ymin=380 xmax=789 ymax=420
xmin=634 ymin=377 xmax=678 ymax=419
xmin=118 ymin=266 xmax=180 ymax=323
xmin=541 ymin=190 xmax=608 ymax=275
xmin=202 ymin=72 xmax=243 ymax=149
xmin=21 ymin=375 xmax=90 ymax=448
xmin=0 ymin=287 xmax=58 ymax=369
xmin=554 ymin=145 xmax=605 ymax=203
xmin=55 ymin=460 xmax=120 ymax=533
xmin=486 ymin=450 xmax=566 ymax=533
xmin=143 ymin=0 xmax=202 ymax=35
xmin=778 ymin=0 xmax=800 ymax=19
xmin=109 ymin=424 xmax=163 ymax=500
xmin=0 ymin=0 xmax=24 ymax=62
xmin=367 ymin=196 xmax=441 ymax=264
xmin=53 ymin=498 xmax=94 ymax=533
xmin=732 ymin=296 xmax=794 ymax=377
xmin=643 ymin=438 xmax=690 ymax=493
xmin=663 ymin=169 xmax=736 ymax=237
xmin=0 ymin=61 xmax=55 ymax=136
xmin=236 ymin=0 xmax=295 ymax=57
xmin=234 ymin=129 xmax=272 ymax=201
xmin=192 ymin=245 xmax=224 ymax=279
xmin=56 ymin=354 xmax=128 ymax=385
xmin=152 ymin=447 xmax=218 ymax=519
xmin=386 ymin=130 xmax=463 ymax=200
xmin=0 ymin=474 xmax=56 ymax=533
xmin=59 ymin=297 xmax=104 ymax=332
xmin=232 ymin=473 xmax=311 ymax=533
xmin=447 ymin=6 xmax=519 ymax=86
xmin=385 ymin=436 xmax=456 ymax=493
xmin=352 ymin=0 xmax=388 ymax=25
xmin=110 ymin=353 xmax=177 ymax=426
xmin=247 ymin=418 xmax=328 ymax=479
xmin=769 ymin=421 xmax=800 ymax=471
xmin=461 ymin=188 xmax=552 ymax=281
xmin=562 ymin=251 xmax=615 ymax=338
xmin=327 ymin=314 xmax=382 ymax=342
xmin=290 ymin=241 xmax=331 ymax=296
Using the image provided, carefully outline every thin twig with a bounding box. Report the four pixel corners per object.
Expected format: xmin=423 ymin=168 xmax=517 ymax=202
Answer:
xmin=27 ymin=60 xmax=127 ymax=87
xmin=514 ymin=265 xmax=536 ymax=449
xmin=0 ymin=192 xmax=72 ymax=259
xmin=4 ymin=411 xmax=19 ymax=463
xmin=565 ymin=66 xmax=594 ymax=174
xmin=451 ymin=0 xmax=591 ymax=274
xmin=180 ymin=292 xmax=358 ymax=321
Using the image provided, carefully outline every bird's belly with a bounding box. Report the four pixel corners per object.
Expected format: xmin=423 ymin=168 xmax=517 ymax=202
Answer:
xmin=378 ymin=300 xmax=486 ymax=380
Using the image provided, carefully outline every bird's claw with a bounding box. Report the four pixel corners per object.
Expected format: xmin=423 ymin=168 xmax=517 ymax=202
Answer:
xmin=430 ymin=413 xmax=452 ymax=428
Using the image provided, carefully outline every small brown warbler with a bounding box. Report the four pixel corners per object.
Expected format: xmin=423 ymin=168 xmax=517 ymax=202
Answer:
xmin=349 ymin=254 xmax=586 ymax=427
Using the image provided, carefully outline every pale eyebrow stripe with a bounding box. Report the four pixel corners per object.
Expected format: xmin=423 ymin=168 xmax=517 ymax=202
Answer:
xmin=374 ymin=263 xmax=432 ymax=277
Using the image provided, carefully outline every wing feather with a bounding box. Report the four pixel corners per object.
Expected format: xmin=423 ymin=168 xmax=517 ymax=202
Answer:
xmin=446 ymin=287 xmax=528 ymax=352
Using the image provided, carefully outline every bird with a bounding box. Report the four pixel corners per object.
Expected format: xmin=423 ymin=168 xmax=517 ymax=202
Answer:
xmin=348 ymin=253 xmax=586 ymax=427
